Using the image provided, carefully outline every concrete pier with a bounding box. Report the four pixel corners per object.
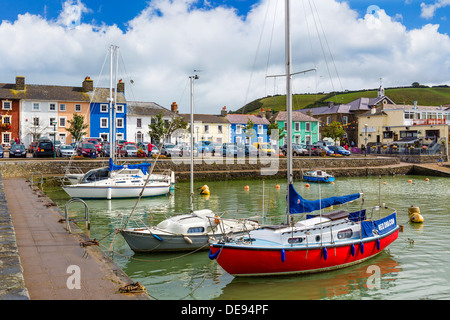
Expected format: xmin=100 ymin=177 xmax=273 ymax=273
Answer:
xmin=0 ymin=175 xmax=150 ymax=300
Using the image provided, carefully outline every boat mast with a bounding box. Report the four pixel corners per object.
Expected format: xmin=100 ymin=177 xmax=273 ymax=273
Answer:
xmin=189 ymin=74 xmax=199 ymax=213
xmin=109 ymin=45 xmax=119 ymax=163
xmin=285 ymin=0 xmax=293 ymax=222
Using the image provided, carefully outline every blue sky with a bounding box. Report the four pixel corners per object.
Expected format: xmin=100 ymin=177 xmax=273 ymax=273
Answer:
xmin=2 ymin=0 xmax=449 ymax=34
xmin=0 ymin=0 xmax=449 ymax=114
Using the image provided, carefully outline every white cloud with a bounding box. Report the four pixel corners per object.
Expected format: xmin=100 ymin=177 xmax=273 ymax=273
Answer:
xmin=0 ymin=0 xmax=449 ymax=114
xmin=57 ymin=0 xmax=92 ymax=28
xmin=420 ymin=0 xmax=450 ymax=19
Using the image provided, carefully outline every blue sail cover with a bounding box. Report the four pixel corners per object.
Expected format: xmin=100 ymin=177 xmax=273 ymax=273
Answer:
xmin=361 ymin=212 xmax=397 ymax=238
xmin=288 ymin=184 xmax=361 ymax=214
xmin=108 ymin=158 xmax=151 ymax=175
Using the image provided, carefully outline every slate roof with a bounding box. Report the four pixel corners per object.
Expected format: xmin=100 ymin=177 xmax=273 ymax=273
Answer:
xmin=127 ymin=101 xmax=175 ymax=117
xmin=180 ymin=113 xmax=228 ymax=123
xmin=0 ymin=83 xmax=126 ymax=103
xmin=275 ymin=111 xmax=319 ymax=122
xmin=297 ymin=104 xmax=352 ymax=116
xmin=226 ymin=114 xmax=270 ymax=125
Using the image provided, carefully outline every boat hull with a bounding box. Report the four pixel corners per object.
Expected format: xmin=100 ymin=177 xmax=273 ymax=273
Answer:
xmin=303 ymin=175 xmax=335 ymax=183
xmin=120 ymin=230 xmax=213 ymax=252
xmin=210 ymin=227 xmax=399 ymax=276
xmin=62 ymin=184 xmax=170 ymax=199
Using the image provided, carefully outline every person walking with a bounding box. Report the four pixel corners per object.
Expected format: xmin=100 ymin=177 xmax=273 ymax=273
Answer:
xmin=147 ymin=143 xmax=155 ymax=157
xmin=438 ymin=152 xmax=443 ymax=166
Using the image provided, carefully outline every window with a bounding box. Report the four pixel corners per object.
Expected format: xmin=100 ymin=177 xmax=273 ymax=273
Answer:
xmin=204 ymin=125 xmax=209 ymax=133
xmin=2 ymin=133 xmax=11 ymax=145
xmin=342 ymin=116 xmax=348 ymax=125
xmin=75 ymin=104 xmax=81 ymax=112
xmin=59 ymin=104 xmax=66 ymax=112
xmin=2 ymin=101 xmax=12 ymax=110
xmin=326 ymin=116 xmax=331 ymax=125
xmin=116 ymin=118 xmax=124 ymax=128
xmin=2 ymin=115 xmax=11 ymax=124
xmin=116 ymin=104 xmax=124 ymax=113
xmin=49 ymin=117 xmax=56 ymax=126
xmin=49 ymin=103 xmax=56 ymax=111
xmin=33 ymin=117 xmax=40 ymax=126
xmin=100 ymin=133 xmax=109 ymax=143
xmin=337 ymin=229 xmax=353 ymax=239
xmin=258 ymin=124 xmax=264 ymax=134
xmin=383 ymin=131 xmax=393 ymax=139
xmin=100 ymin=104 xmax=108 ymax=113
xmin=59 ymin=117 xmax=66 ymax=127
xmin=218 ymin=125 xmax=223 ymax=134
xmin=137 ymin=118 xmax=142 ymax=128
xmin=33 ymin=103 xmax=40 ymax=111
xmin=404 ymin=111 xmax=414 ymax=120
xmin=294 ymin=122 xmax=300 ymax=131
xmin=236 ymin=125 xmax=242 ymax=134
xmin=305 ymin=122 xmax=311 ymax=132
xmin=100 ymin=118 xmax=108 ymax=128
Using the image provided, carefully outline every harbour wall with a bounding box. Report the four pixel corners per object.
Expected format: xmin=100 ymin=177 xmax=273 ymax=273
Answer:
xmin=0 ymin=156 xmax=427 ymax=181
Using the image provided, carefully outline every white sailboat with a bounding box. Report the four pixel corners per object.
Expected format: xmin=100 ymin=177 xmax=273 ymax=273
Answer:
xmin=119 ymin=74 xmax=260 ymax=252
xmin=62 ymin=45 xmax=173 ymax=200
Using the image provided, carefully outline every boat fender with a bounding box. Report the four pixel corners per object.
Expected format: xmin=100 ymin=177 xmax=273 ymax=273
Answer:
xmin=323 ymin=247 xmax=328 ymax=261
xmin=281 ymin=249 xmax=286 ymax=263
xmin=351 ymin=244 xmax=355 ymax=256
xmin=184 ymin=236 xmax=193 ymax=244
xmin=376 ymin=239 xmax=380 ymax=250
xmin=209 ymin=248 xmax=221 ymax=260
xmin=360 ymin=242 xmax=364 ymax=254
xmin=152 ymin=234 xmax=163 ymax=241
xmin=214 ymin=215 xmax=221 ymax=225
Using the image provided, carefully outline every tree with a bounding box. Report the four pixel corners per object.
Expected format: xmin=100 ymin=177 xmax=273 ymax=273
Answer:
xmin=267 ymin=121 xmax=285 ymax=142
xmin=148 ymin=111 xmax=188 ymax=144
xmin=67 ymin=114 xmax=88 ymax=142
xmin=321 ymin=121 xmax=345 ymax=145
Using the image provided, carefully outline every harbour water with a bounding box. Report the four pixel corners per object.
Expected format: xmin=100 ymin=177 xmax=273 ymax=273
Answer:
xmin=48 ymin=175 xmax=450 ymax=300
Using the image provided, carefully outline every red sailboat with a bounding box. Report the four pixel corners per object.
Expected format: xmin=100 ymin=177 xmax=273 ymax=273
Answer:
xmin=209 ymin=0 xmax=400 ymax=276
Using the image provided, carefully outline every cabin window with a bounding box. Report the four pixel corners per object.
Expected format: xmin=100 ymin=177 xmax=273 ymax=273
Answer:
xmin=288 ymin=237 xmax=304 ymax=244
xmin=187 ymin=227 xmax=204 ymax=233
xmin=337 ymin=229 xmax=353 ymax=239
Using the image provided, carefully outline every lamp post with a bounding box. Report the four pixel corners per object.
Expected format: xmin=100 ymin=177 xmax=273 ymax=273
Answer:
xmin=364 ymin=124 xmax=368 ymax=157
xmin=51 ymin=120 xmax=57 ymax=158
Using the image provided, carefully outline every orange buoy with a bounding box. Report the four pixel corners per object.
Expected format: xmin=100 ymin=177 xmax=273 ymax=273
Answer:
xmin=275 ymin=184 xmax=280 ymax=189
xmin=425 ymin=178 xmax=429 ymax=181
xmin=244 ymin=185 xmax=249 ymax=191
xmin=305 ymin=183 xmax=310 ymax=188
xmin=408 ymin=179 xmax=412 ymax=183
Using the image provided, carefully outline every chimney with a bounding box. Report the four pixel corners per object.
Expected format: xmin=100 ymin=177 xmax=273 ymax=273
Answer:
xmin=259 ymin=108 xmax=266 ymax=118
xmin=117 ymin=79 xmax=125 ymax=93
xmin=82 ymin=76 xmax=94 ymax=92
xmin=15 ymin=76 xmax=25 ymax=90
xmin=371 ymin=107 xmax=376 ymax=114
xmin=171 ymin=102 xmax=178 ymax=113
xmin=266 ymin=108 xmax=273 ymax=120
xmin=221 ymin=106 xmax=227 ymax=117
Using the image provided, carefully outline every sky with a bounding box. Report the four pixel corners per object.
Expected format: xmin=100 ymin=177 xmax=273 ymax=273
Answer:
xmin=0 ymin=0 xmax=449 ymax=115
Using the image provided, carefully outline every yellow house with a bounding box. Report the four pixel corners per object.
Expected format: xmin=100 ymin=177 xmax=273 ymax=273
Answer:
xmin=358 ymin=104 xmax=449 ymax=150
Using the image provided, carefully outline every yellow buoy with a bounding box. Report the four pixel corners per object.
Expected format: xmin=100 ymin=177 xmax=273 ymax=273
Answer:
xmin=200 ymin=185 xmax=210 ymax=195
xmin=383 ymin=181 xmax=387 ymax=185
xmin=408 ymin=206 xmax=424 ymax=223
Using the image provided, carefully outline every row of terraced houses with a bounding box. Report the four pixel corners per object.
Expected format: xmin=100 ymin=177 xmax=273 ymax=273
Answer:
xmin=0 ymin=76 xmax=321 ymax=149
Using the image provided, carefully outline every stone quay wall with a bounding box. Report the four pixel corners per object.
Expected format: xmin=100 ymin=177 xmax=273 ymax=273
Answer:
xmin=0 ymin=156 xmax=415 ymax=182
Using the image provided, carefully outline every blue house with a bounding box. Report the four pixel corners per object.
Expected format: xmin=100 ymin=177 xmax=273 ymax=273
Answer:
xmin=86 ymin=79 xmax=127 ymax=143
xmin=227 ymin=114 xmax=271 ymax=145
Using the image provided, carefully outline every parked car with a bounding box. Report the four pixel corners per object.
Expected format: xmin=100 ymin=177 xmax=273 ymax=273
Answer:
xmin=9 ymin=144 xmax=27 ymax=158
xmin=120 ymin=144 xmax=138 ymax=157
xmin=86 ymin=139 xmax=102 ymax=153
xmin=77 ymin=143 xmax=97 ymax=157
xmin=100 ymin=143 xmax=110 ymax=157
xmin=160 ymin=144 xmax=182 ymax=157
xmin=320 ymin=146 xmax=334 ymax=156
xmin=328 ymin=145 xmax=351 ymax=156
xmin=292 ymin=145 xmax=308 ymax=156
xmin=253 ymin=142 xmax=275 ymax=156
xmin=57 ymin=145 xmax=76 ymax=157
xmin=221 ymin=143 xmax=239 ymax=157
xmin=33 ymin=140 xmax=54 ymax=158
xmin=0 ymin=145 xmax=3 ymax=158
xmin=238 ymin=144 xmax=258 ymax=157
xmin=304 ymin=144 xmax=320 ymax=156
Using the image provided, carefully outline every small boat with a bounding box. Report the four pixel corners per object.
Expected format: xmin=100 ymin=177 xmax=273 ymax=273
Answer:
xmin=63 ymin=159 xmax=173 ymax=199
xmin=303 ymin=170 xmax=335 ymax=183
xmin=120 ymin=209 xmax=259 ymax=253
xmin=208 ymin=0 xmax=400 ymax=277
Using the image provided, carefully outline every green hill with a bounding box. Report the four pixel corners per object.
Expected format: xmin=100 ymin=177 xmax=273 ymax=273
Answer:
xmin=232 ymin=86 xmax=450 ymax=114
